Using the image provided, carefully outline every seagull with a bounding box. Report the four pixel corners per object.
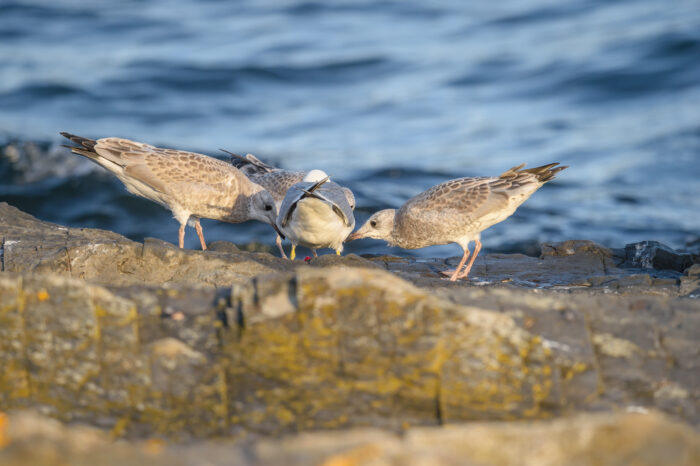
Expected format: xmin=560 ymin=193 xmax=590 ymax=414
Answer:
xmin=276 ymin=174 xmax=356 ymax=260
xmin=225 ymin=150 xmax=355 ymax=258
xmin=348 ymin=163 xmax=567 ymax=281
xmin=61 ymin=132 xmax=279 ymax=250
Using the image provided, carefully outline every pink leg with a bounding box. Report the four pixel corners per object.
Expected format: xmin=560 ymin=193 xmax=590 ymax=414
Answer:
xmin=458 ymin=239 xmax=482 ymax=279
xmin=275 ymin=234 xmax=288 ymax=259
xmin=441 ymin=247 xmax=470 ymax=281
xmin=178 ymin=224 xmax=185 ymax=248
xmin=194 ymin=219 xmax=207 ymax=250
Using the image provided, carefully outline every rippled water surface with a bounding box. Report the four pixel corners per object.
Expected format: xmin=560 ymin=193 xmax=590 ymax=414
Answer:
xmin=1 ymin=0 xmax=699 ymax=256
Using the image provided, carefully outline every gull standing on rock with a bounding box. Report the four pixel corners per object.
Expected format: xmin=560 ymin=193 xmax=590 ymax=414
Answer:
xmin=348 ymin=163 xmax=567 ymax=281
xmin=225 ymin=150 xmax=355 ymax=258
xmin=61 ymin=132 xmax=279 ymax=250
xmin=276 ymin=174 xmax=356 ymax=260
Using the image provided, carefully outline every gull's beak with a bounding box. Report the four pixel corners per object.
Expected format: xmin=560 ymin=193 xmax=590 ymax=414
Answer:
xmin=271 ymin=221 xmax=285 ymax=240
xmin=346 ymin=230 xmax=362 ymax=241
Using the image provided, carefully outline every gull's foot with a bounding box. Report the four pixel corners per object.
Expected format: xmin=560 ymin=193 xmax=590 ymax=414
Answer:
xmin=439 ymin=269 xmax=473 ymax=281
xmin=440 ymin=269 xmax=461 ymax=281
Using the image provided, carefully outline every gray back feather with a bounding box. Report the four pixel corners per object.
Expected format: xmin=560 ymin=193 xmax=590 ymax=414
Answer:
xmin=223 ymin=150 xmax=276 ymax=177
xmin=278 ymin=179 xmax=355 ymax=228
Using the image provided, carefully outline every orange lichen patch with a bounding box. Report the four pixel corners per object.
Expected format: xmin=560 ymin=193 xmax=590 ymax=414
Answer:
xmin=321 ymin=444 xmax=382 ymax=466
xmin=523 ymin=316 xmax=535 ymax=329
xmin=37 ymin=290 xmax=50 ymax=302
xmin=0 ymin=412 xmax=9 ymax=449
xmin=143 ymin=438 xmax=166 ymax=455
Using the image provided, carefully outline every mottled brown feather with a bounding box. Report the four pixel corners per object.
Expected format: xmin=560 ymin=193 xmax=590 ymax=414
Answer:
xmin=61 ymin=134 xmax=275 ymax=227
xmin=390 ymin=163 xmax=566 ymax=249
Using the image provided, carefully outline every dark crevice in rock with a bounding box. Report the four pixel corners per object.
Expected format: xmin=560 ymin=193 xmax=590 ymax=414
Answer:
xmin=235 ymin=289 xmax=245 ymax=333
xmin=435 ymin=378 xmax=444 ymax=426
xmin=214 ymin=287 xmax=232 ymax=329
xmin=1 ymin=235 xmax=4 ymax=272
xmin=600 ymin=251 xmax=610 ymax=275
xmin=251 ymin=276 xmax=260 ymax=309
xmin=65 ymin=246 xmax=72 ymax=275
xmin=287 ymin=275 xmax=298 ymax=310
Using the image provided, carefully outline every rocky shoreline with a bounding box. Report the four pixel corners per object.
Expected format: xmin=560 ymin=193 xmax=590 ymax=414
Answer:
xmin=0 ymin=201 xmax=698 ymax=464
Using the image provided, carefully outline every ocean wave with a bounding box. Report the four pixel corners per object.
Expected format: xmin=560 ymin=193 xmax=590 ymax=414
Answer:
xmin=1 ymin=0 xmax=699 ymax=254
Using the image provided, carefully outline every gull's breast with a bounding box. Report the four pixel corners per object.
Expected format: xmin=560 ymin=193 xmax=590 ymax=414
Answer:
xmin=286 ymin=198 xmax=352 ymax=249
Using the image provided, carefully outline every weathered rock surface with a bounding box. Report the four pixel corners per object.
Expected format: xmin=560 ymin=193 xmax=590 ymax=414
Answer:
xmin=0 ymin=202 xmax=699 ymax=450
xmin=0 ymin=202 xmax=299 ymax=287
xmin=617 ymin=240 xmax=697 ymax=272
xmin=2 ymin=203 xmax=697 ymax=295
xmin=0 ymin=268 xmax=562 ymax=437
xmin=1 ymin=410 xmax=698 ymax=466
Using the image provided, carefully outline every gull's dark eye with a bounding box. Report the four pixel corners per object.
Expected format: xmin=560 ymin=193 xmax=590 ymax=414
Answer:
xmin=370 ymin=220 xmax=377 ymax=228
xmin=265 ymin=205 xmax=273 ymax=211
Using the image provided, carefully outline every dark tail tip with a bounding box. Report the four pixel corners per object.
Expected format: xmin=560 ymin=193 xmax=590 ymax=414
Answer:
xmin=532 ymin=163 xmax=568 ymax=182
xmin=60 ymin=132 xmax=97 ymax=151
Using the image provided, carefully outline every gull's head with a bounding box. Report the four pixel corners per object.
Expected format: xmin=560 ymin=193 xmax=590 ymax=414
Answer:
xmin=303 ymin=169 xmax=328 ymax=182
xmin=347 ymin=209 xmax=395 ymax=242
xmin=249 ymin=189 xmax=278 ymax=225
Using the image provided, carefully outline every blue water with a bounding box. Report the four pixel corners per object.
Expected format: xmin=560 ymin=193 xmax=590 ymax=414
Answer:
xmin=1 ymin=0 xmax=699 ymax=257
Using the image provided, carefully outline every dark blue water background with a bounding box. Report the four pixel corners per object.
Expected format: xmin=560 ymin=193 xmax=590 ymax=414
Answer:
xmin=1 ymin=0 xmax=699 ymax=257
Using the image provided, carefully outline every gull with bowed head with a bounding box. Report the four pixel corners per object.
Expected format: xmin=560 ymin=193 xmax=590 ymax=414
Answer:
xmin=276 ymin=173 xmax=356 ymax=260
xmin=61 ymin=132 xmax=279 ymax=250
xmin=348 ymin=163 xmax=567 ymax=281
xmin=226 ymin=150 xmax=355 ymax=258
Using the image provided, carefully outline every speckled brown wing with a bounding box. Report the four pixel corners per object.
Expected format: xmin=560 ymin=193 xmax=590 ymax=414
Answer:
xmin=93 ymin=138 xmax=253 ymax=220
xmin=253 ymin=171 xmax=306 ymax=203
xmin=398 ymin=177 xmax=498 ymax=218
xmin=94 ymin=138 xmax=239 ymax=188
xmin=395 ymin=171 xmax=548 ymax=249
xmin=399 ymin=169 xmax=546 ymax=220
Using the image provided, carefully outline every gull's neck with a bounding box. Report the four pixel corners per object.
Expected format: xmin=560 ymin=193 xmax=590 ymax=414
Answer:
xmin=383 ymin=209 xmax=399 ymax=245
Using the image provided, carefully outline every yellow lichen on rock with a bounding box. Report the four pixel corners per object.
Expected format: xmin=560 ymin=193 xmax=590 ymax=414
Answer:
xmin=0 ymin=412 xmax=8 ymax=449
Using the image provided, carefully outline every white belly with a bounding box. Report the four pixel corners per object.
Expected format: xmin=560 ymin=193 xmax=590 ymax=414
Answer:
xmin=282 ymin=198 xmax=352 ymax=250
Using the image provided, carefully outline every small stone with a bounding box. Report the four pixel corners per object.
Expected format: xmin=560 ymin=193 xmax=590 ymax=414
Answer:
xmin=685 ymin=264 xmax=700 ymax=278
xmin=540 ymin=240 xmax=613 ymax=258
xmin=621 ymin=241 xmax=693 ymax=272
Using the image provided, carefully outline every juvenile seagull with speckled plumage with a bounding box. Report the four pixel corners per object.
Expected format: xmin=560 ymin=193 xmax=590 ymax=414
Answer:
xmin=225 ymin=150 xmax=355 ymax=259
xmin=61 ymin=132 xmax=279 ymax=250
xmin=348 ymin=163 xmax=567 ymax=281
